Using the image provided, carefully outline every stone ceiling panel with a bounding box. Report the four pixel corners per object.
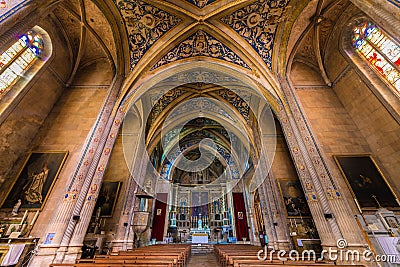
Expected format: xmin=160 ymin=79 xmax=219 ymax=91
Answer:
xmin=53 ymin=6 xmax=82 ymax=58
xmin=85 ymin=0 xmax=117 ymax=65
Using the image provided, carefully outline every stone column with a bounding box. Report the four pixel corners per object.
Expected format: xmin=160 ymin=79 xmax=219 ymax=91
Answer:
xmin=30 ymin=77 xmax=123 ymax=266
xmin=245 ymin=193 xmax=258 ymax=245
xmin=278 ymin=76 xmax=367 ymax=251
xmin=113 ymin=110 xmax=145 ymax=251
xmin=64 ymin=107 xmax=126 ymax=262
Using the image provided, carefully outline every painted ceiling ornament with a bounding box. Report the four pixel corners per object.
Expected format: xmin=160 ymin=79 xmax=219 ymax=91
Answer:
xmin=152 ymin=30 xmax=251 ymax=70
xmin=388 ymin=0 xmax=399 ymax=7
xmin=217 ymin=89 xmax=250 ymax=121
xmin=114 ymin=0 xmax=181 ymax=69
xmin=221 ymin=0 xmax=290 ymax=70
xmin=165 ymin=70 xmax=239 ymax=84
xmin=185 ymin=0 xmax=217 ymax=8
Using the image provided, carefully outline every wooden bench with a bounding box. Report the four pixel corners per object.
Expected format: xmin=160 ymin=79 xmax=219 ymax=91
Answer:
xmin=49 ymin=244 xmax=191 ymax=267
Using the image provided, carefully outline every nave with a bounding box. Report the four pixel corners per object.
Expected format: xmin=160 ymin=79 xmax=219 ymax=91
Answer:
xmin=48 ymin=243 xmax=367 ymax=267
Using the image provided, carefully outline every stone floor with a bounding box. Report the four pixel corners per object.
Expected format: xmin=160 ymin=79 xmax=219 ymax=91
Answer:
xmin=187 ymin=253 xmax=219 ymax=266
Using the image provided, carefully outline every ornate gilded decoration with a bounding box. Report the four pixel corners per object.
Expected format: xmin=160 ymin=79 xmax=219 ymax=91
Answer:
xmin=185 ymin=0 xmax=217 ymax=8
xmin=152 ymin=30 xmax=251 ymax=70
xmin=221 ymin=0 xmax=290 ymax=70
xmin=148 ymin=88 xmax=186 ymax=126
xmin=217 ymin=89 xmax=250 ymax=121
xmin=165 ymin=70 xmax=239 ymax=84
xmin=114 ymin=0 xmax=181 ymax=69
xmin=388 ymin=0 xmax=399 ymax=7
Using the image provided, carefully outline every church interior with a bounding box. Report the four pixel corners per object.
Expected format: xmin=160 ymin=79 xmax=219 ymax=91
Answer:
xmin=0 ymin=0 xmax=399 ymax=266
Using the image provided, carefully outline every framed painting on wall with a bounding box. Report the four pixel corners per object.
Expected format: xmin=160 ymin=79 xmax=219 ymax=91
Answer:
xmin=278 ymin=179 xmax=312 ymax=218
xmin=385 ymin=216 xmax=399 ymax=228
xmin=1 ymin=151 xmax=68 ymax=210
xmin=93 ymin=181 xmax=122 ymax=217
xmin=334 ymin=155 xmax=399 ymax=210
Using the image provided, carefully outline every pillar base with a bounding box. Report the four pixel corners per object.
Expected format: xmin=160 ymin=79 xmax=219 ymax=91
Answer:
xmin=29 ymin=245 xmax=59 ymax=267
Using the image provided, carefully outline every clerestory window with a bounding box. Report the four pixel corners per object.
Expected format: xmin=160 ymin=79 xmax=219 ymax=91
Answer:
xmin=0 ymin=29 xmax=44 ymax=99
xmin=352 ymin=22 xmax=400 ymax=94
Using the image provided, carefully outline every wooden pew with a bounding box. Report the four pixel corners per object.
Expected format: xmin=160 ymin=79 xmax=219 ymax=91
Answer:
xmin=50 ymin=244 xmax=191 ymax=267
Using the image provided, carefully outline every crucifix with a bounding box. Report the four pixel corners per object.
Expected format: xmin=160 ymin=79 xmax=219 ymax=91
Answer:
xmin=371 ymin=194 xmax=382 ymax=208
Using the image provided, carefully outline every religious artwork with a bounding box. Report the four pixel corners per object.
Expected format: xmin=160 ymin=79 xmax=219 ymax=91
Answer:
xmin=334 ymin=155 xmax=399 ymax=210
xmin=93 ymin=181 xmax=121 ymax=217
xmin=278 ymin=179 xmax=312 ymax=217
xmin=43 ymin=232 xmax=55 ymax=245
xmin=11 ymin=199 xmax=21 ymax=216
xmin=385 ymin=216 xmax=399 ymax=228
xmin=152 ymin=30 xmax=251 ymax=70
xmin=156 ymin=209 xmax=162 ymax=216
xmin=191 ymin=191 xmax=209 ymax=216
xmin=0 ymin=222 xmax=27 ymax=238
xmin=238 ymin=211 xmax=244 ymax=220
xmin=5 ymin=223 xmax=25 ymax=236
xmin=1 ymin=151 xmax=68 ymax=210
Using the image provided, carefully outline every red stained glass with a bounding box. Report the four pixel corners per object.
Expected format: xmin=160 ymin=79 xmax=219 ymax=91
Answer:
xmin=353 ymin=22 xmax=400 ymax=93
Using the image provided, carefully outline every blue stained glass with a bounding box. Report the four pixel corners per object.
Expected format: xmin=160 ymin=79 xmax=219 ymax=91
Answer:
xmin=0 ymin=28 xmax=44 ymax=98
xmin=353 ymin=22 xmax=400 ymax=93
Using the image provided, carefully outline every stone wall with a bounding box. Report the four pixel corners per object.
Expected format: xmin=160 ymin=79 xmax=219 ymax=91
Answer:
xmin=323 ymin=11 xmax=400 ymax=197
xmin=270 ymin=121 xmax=299 ymax=180
xmin=95 ymin=135 xmax=131 ymax=241
xmin=28 ymin=86 xmax=108 ymax=237
xmin=290 ymin=48 xmax=400 ymax=214
xmin=292 ymin=79 xmax=371 ymax=213
xmin=0 ymin=17 xmax=71 ymax=203
xmin=333 ymin=68 xmax=400 ymax=195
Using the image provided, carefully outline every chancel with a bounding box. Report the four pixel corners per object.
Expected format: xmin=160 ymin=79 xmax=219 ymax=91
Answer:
xmin=0 ymin=0 xmax=399 ymax=266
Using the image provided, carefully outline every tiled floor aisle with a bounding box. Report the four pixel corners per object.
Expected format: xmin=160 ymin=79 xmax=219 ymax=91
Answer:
xmin=188 ymin=253 xmax=219 ymax=266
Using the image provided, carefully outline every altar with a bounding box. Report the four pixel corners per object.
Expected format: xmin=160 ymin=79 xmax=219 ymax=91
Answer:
xmin=190 ymin=228 xmax=210 ymax=244
xmin=192 ymin=233 xmax=208 ymax=244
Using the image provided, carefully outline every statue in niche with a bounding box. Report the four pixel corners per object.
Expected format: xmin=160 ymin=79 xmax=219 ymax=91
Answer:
xmin=11 ymin=199 xmax=22 ymax=216
xmin=94 ymin=206 xmax=102 ymax=234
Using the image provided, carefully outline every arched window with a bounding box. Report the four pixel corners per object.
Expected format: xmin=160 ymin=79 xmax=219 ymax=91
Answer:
xmin=352 ymin=22 xmax=400 ymax=93
xmin=0 ymin=29 xmax=44 ymax=98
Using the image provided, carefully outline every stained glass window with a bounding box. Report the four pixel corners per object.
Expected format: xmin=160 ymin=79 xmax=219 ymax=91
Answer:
xmin=353 ymin=22 xmax=400 ymax=93
xmin=0 ymin=29 xmax=43 ymax=98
